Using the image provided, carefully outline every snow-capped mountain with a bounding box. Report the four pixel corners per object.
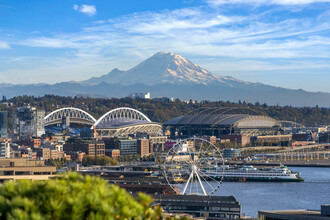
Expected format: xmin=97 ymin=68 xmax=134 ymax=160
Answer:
xmin=84 ymin=52 xmax=247 ymax=86
xmin=0 ymin=52 xmax=329 ymax=106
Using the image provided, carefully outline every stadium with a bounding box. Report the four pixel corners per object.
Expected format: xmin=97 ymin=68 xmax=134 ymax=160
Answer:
xmin=164 ymin=107 xmax=281 ymax=138
xmin=44 ymin=107 xmax=96 ymax=137
xmin=92 ymin=107 xmax=162 ymax=138
xmin=44 ymin=107 xmax=162 ymax=138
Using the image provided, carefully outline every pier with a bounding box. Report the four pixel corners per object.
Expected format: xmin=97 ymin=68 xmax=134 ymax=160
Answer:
xmin=153 ymin=194 xmax=241 ymax=219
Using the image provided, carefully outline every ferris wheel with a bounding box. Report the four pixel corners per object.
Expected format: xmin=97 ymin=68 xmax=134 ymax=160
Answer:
xmin=163 ymin=138 xmax=225 ymax=196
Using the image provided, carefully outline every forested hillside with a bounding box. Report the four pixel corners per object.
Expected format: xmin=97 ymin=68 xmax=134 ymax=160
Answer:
xmin=0 ymin=95 xmax=329 ymax=127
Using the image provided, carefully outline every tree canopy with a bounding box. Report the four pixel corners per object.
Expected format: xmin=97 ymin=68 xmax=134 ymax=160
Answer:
xmin=82 ymin=155 xmax=119 ymax=166
xmin=0 ymin=173 xmax=162 ymax=220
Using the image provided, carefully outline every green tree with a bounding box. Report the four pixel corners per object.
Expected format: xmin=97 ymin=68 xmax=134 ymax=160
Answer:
xmin=0 ymin=173 xmax=163 ymax=220
xmin=82 ymin=155 xmax=94 ymax=166
xmin=82 ymin=155 xmax=118 ymax=166
xmin=45 ymin=158 xmax=68 ymax=169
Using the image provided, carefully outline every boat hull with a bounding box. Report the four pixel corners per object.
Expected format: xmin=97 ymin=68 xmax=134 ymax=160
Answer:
xmin=221 ymin=176 xmax=304 ymax=182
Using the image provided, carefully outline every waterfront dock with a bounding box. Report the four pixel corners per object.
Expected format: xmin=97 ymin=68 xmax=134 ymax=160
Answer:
xmin=153 ymin=194 xmax=241 ymax=219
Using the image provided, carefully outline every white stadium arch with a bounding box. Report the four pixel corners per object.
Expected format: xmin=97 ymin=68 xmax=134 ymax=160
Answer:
xmin=93 ymin=107 xmax=162 ymax=137
xmin=93 ymin=107 xmax=151 ymax=126
xmin=44 ymin=107 xmax=97 ymax=126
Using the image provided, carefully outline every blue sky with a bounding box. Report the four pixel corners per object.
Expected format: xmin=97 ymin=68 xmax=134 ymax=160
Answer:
xmin=0 ymin=0 xmax=330 ymax=92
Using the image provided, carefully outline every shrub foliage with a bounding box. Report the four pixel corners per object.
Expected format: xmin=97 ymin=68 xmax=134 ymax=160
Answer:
xmin=0 ymin=173 xmax=162 ymax=220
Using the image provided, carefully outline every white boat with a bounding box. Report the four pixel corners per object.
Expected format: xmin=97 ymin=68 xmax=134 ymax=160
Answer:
xmin=203 ymin=165 xmax=304 ymax=182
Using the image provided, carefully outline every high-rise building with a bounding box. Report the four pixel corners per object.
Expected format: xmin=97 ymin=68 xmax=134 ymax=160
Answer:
xmin=0 ymin=138 xmax=10 ymax=158
xmin=12 ymin=107 xmax=45 ymax=140
xmin=0 ymin=111 xmax=8 ymax=138
xmin=13 ymin=106 xmax=35 ymax=139
xmin=35 ymin=109 xmax=45 ymax=137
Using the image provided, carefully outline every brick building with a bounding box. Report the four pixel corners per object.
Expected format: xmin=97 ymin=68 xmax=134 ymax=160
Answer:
xmin=220 ymin=134 xmax=251 ymax=147
xmin=64 ymin=138 xmax=105 ymax=157
xmin=149 ymin=136 xmax=167 ymax=153
xmin=37 ymin=148 xmax=50 ymax=160
xmin=137 ymin=139 xmax=150 ymax=156
xmin=252 ymin=134 xmax=292 ymax=146
xmin=66 ymin=151 xmax=85 ymax=162
xmin=110 ymin=149 xmax=120 ymax=158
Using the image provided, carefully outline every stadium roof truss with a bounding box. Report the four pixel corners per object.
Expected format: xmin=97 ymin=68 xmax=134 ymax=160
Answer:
xmin=44 ymin=107 xmax=97 ymax=126
xmin=93 ymin=107 xmax=162 ymax=137
xmin=93 ymin=107 xmax=151 ymax=126
xmin=233 ymin=115 xmax=281 ymax=128
xmin=167 ymin=107 xmax=272 ymax=127
xmin=95 ymin=123 xmax=163 ymax=137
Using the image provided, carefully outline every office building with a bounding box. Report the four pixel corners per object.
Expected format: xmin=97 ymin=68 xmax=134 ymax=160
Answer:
xmin=119 ymin=139 xmax=137 ymax=156
xmin=149 ymin=136 xmax=167 ymax=152
xmin=64 ymin=138 xmax=105 ymax=157
xmin=12 ymin=106 xmax=45 ymax=140
xmin=220 ymin=134 xmax=251 ymax=147
xmin=0 ymin=138 xmax=10 ymax=158
xmin=0 ymin=158 xmax=56 ymax=181
xmin=137 ymin=139 xmax=150 ymax=156
xmin=103 ymin=137 xmax=138 ymax=156
xmin=37 ymin=147 xmax=51 ymax=160
xmin=35 ymin=109 xmax=45 ymax=137
xmin=129 ymin=92 xmax=151 ymax=99
xmin=0 ymin=111 xmax=8 ymax=138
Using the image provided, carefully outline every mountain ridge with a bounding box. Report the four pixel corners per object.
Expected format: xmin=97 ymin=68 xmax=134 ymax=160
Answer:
xmin=0 ymin=81 xmax=329 ymax=107
xmin=0 ymin=51 xmax=329 ymax=106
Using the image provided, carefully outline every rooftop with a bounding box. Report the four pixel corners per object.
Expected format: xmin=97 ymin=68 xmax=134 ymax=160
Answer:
xmin=165 ymin=113 xmax=280 ymax=128
xmin=259 ymin=209 xmax=330 ymax=220
xmin=95 ymin=118 xmax=159 ymax=129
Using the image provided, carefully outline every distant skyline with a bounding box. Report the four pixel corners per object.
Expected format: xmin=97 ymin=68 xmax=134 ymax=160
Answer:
xmin=0 ymin=0 xmax=330 ymax=92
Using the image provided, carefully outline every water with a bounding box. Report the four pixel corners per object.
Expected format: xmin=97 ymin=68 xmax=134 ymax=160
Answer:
xmin=213 ymin=167 xmax=330 ymax=217
xmin=175 ymin=167 xmax=330 ymax=217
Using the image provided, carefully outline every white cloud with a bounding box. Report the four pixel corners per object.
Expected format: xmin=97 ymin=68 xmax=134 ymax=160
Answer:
xmin=24 ymin=37 xmax=80 ymax=48
xmin=73 ymin=4 xmax=96 ymax=16
xmin=207 ymin=0 xmax=330 ymax=6
xmin=0 ymin=41 xmax=10 ymax=49
xmin=4 ymin=3 xmax=330 ymax=91
xmin=19 ymin=5 xmax=330 ymax=61
xmin=21 ymin=5 xmax=330 ymax=60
